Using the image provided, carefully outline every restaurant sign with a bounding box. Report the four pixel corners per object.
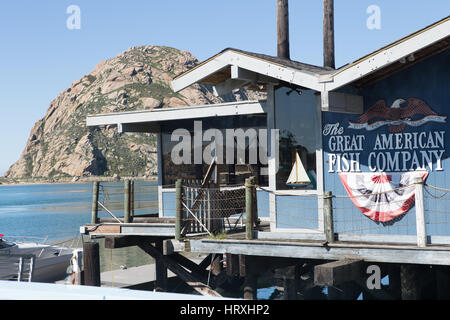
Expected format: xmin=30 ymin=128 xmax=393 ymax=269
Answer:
xmin=324 ymin=98 xmax=447 ymax=222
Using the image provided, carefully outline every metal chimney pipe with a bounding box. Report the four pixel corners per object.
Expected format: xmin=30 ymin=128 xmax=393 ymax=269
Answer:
xmin=277 ymin=0 xmax=290 ymax=59
xmin=323 ymin=0 xmax=335 ymax=69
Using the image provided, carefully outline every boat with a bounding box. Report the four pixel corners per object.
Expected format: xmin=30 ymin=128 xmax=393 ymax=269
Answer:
xmin=286 ymin=151 xmax=316 ymax=187
xmin=0 ymin=237 xmax=74 ymax=283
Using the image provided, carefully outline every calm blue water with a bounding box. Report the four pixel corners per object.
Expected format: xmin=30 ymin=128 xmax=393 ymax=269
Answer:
xmin=0 ymin=181 xmax=158 ymax=243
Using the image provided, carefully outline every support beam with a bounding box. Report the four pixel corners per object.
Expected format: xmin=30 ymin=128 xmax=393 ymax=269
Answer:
xmin=243 ymin=255 xmax=258 ymax=300
xmin=387 ymin=264 xmax=401 ymax=300
xmin=280 ymin=266 xmax=299 ymax=300
xmin=198 ymin=254 xmax=214 ymax=270
xmin=231 ymin=65 xmax=279 ymax=85
xmin=314 ymin=259 xmax=364 ymax=287
xmin=328 ymin=281 xmax=361 ymax=300
xmin=226 ymin=254 xmax=240 ymax=277
xmin=435 ymin=266 xmax=450 ymax=299
xmin=169 ymin=253 xmax=211 ymax=282
xmin=401 ymin=264 xmax=422 ymax=300
xmin=213 ymin=78 xmax=248 ymax=97
xmin=138 ymin=240 xmax=222 ymax=297
xmin=155 ymin=240 xmax=168 ymax=292
xmin=105 ymin=236 xmax=150 ymax=249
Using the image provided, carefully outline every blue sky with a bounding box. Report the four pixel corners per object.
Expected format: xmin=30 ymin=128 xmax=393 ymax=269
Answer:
xmin=0 ymin=0 xmax=448 ymax=175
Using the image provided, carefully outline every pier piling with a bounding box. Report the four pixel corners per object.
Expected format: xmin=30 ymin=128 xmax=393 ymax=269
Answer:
xmin=242 ymin=256 xmax=258 ymax=300
xmin=83 ymin=242 xmax=101 ymax=287
xmin=155 ymin=240 xmax=168 ymax=292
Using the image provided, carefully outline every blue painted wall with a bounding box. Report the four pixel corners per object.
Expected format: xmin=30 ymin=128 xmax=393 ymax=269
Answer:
xmin=275 ymin=195 xmax=318 ymax=229
xmin=323 ymin=49 xmax=450 ymax=236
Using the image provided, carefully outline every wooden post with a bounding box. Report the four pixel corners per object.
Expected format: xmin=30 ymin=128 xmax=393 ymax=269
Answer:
xmin=435 ymin=266 xmax=450 ymax=299
xmin=323 ymin=191 xmax=335 ymax=243
xmin=414 ymin=177 xmax=427 ymax=247
xmin=323 ymin=0 xmax=335 ymax=69
xmin=282 ymin=266 xmax=299 ymax=300
xmin=243 ymin=256 xmax=257 ymax=300
xmin=401 ymin=264 xmax=422 ymax=300
xmin=226 ymin=253 xmax=240 ymax=277
xmin=175 ymin=179 xmax=182 ymax=241
xmin=130 ymin=180 xmax=135 ymax=219
xmin=252 ymin=183 xmax=258 ymax=228
xmin=155 ymin=240 xmax=168 ymax=292
xmin=91 ymin=181 xmax=99 ymax=224
xmin=246 ymin=177 xmax=256 ymax=240
xmin=124 ymin=180 xmax=131 ymax=223
xmin=83 ymin=242 xmax=101 ymax=287
xmin=387 ymin=264 xmax=402 ymax=300
xmin=277 ymin=0 xmax=290 ymax=59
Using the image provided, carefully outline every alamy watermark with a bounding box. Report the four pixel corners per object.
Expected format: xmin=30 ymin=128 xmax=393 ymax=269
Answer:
xmin=366 ymin=264 xmax=382 ymax=290
xmin=170 ymin=121 xmax=279 ymax=175
xmin=367 ymin=5 xmax=381 ymax=30
xmin=66 ymin=5 xmax=81 ymax=30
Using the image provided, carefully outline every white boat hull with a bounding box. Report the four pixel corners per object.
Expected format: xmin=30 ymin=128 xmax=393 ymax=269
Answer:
xmin=0 ymin=241 xmax=74 ymax=283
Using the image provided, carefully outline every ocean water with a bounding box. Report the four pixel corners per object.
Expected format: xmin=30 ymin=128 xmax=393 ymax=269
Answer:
xmin=0 ymin=181 xmax=158 ymax=243
xmin=0 ymin=181 xmax=159 ymax=273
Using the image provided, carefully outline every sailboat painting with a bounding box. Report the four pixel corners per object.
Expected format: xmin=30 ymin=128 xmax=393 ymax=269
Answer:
xmin=286 ymin=152 xmax=316 ymax=187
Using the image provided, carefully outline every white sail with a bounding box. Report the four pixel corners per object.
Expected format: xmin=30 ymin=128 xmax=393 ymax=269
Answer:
xmin=286 ymin=152 xmax=311 ymax=185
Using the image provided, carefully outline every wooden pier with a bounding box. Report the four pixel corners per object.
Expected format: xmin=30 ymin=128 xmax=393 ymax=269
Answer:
xmin=81 ymin=177 xmax=450 ymax=300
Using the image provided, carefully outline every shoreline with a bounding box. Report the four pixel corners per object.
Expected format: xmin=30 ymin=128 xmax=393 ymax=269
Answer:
xmin=0 ymin=176 xmax=158 ymax=187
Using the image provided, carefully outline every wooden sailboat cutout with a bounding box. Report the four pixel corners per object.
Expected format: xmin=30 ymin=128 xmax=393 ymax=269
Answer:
xmin=286 ymin=152 xmax=311 ymax=186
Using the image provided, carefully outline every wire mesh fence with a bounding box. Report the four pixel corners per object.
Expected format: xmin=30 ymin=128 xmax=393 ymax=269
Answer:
xmin=256 ymin=179 xmax=450 ymax=243
xmin=91 ymin=177 xmax=450 ymax=244
xmin=180 ymin=181 xmax=247 ymax=236
xmin=97 ymin=181 xmax=159 ymax=221
xmin=424 ymin=184 xmax=450 ymax=237
xmin=332 ymin=189 xmax=418 ymax=235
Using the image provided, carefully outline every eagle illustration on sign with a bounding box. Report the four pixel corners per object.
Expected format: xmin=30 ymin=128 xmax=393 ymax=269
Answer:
xmin=348 ymin=98 xmax=447 ymax=133
xmin=335 ymin=98 xmax=446 ymax=222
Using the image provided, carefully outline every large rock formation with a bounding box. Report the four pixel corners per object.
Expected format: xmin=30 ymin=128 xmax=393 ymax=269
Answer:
xmin=4 ymin=46 xmax=263 ymax=180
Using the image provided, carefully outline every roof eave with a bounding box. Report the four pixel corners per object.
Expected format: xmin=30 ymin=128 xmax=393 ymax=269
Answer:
xmin=171 ymin=49 xmax=326 ymax=93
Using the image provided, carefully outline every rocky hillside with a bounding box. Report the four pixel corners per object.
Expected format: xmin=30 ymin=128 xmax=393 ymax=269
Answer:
xmin=4 ymin=46 xmax=262 ymax=181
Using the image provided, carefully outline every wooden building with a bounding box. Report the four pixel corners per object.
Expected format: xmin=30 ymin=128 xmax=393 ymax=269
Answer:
xmin=82 ymin=14 xmax=450 ymax=299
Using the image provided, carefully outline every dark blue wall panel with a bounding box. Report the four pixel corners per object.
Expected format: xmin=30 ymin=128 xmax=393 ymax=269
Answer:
xmin=323 ymin=50 xmax=450 ymax=236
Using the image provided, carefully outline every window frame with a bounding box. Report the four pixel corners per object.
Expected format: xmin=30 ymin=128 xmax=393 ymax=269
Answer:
xmin=271 ymin=86 xmax=323 ymax=196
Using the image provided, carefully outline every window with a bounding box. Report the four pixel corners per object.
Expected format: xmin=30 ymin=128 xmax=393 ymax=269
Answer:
xmin=161 ymin=115 xmax=269 ymax=188
xmin=275 ymin=87 xmax=318 ymax=190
